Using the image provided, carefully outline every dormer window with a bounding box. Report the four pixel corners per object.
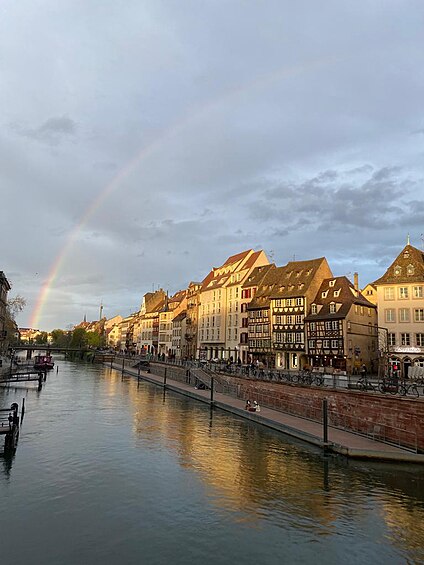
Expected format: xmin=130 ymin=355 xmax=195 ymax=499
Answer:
xmin=334 ymin=289 xmax=340 ymax=298
xmin=329 ymin=303 xmax=336 ymax=314
xmin=407 ymin=264 xmax=415 ymax=276
xmin=404 ymin=250 xmax=410 ymax=259
xmin=322 ymin=290 xmax=328 ymax=298
xmin=394 ymin=265 xmax=401 ymax=276
xmin=329 ymin=279 xmax=336 ymax=287
xmin=311 ymin=304 xmax=317 ymax=314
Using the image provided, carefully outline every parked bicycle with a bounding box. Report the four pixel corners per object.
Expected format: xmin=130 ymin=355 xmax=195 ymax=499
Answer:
xmin=399 ymin=380 xmax=420 ymax=398
xmin=356 ymin=375 xmax=376 ymax=392
xmin=377 ymin=377 xmax=400 ymax=395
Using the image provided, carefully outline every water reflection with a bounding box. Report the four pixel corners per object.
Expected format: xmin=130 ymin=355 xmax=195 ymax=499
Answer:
xmin=1 ymin=363 xmax=423 ymax=565
xmin=121 ymin=372 xmax=424 ymax=561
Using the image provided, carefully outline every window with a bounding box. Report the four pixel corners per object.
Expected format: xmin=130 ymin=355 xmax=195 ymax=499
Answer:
xmin=331 ymin=321 xmax=338 ymax=330
xmin=311 ymin=304 xmax=317 ymax=314
xmin=413 ymin=286 xmax=423 ymax=298
xmin=416 ymin=333 xmax=424 ymax=346
xmin=407 ymin=264 xmax=415 ymax=276
xmin=401 ymin=333 xmax=411 ymax=346
xmin=388 ymin=333 xmax=396 ymax=346
xmin=296 ymin=297 xmax=303 ymax=306
xmin=385 ymin=309 xmax=396 ymax=323
xmin=384 ymin=288 xmax=395 ymax=300
xmin=286 ymin=298 xmax=294 ymax=306
xmin=308 ymin=340 xmax=314 ymax=349
xmin=399 ymin=287 xmax=409 ymax=299
xmin=399 ymin=308 xmax=410 ymax=322
xmin=329 ymin=279 xmax=336 ymax=287
xmin=329 ymin=303 xmax=336 ymax=314
xmin=322 ymin=291 xmax=328 ymax=298
xmin=295 ymin=333 xmax=303 ymax=343
xmin=414 ymin=309 xmax=424 ymax=322
xmin=295 ymin=314 xmax=303 ymax=324
xmin=310 ymin=322 xmax=316 ymax=331
xmin=331 ymin=339 xmax=338 ymax=349
xmin=334 ymin=289 xmax=340 ymax=297
xmin=286 ymin=315 xmax=294 ymax=324
xmin=323 ymin=339 xmax=330 ymax=349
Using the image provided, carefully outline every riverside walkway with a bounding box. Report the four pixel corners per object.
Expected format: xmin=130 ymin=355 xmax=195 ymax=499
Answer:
xmin=111 ymin=361 xmax=424 ymax=464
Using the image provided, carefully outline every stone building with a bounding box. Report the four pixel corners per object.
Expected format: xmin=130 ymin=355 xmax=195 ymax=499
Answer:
xmin=0 ymin=271 xmax=11 ymax=354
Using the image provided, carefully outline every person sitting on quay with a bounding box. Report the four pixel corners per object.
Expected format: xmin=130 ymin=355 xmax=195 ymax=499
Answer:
xmin=253 ymin=400 xmax=260 ymax=413
xmin=245 ymin=399 xmax=251 ymax=410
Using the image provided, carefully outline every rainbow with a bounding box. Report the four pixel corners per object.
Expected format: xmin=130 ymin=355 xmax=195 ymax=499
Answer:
xmin=29 ymin=57 xmax=336 ymax=329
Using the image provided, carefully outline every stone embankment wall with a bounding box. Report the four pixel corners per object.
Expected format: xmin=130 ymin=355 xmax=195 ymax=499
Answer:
xmin=148 ymin=363 xmax=424 ymax=452
xmin=238 ymin=380 xmax=424 ymax=452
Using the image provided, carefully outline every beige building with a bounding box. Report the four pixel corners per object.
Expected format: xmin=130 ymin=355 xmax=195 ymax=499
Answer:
xmin=137 ymin=290 xmax=166 ymax=355
xmin=197 ymin=249 xmax=269 ymax=360
xmin=372 ymin=242 xmax=424 ymax=377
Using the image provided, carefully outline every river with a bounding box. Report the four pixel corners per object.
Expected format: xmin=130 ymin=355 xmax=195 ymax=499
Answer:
xmin=0 ymin=359 xmax=423 ymax=564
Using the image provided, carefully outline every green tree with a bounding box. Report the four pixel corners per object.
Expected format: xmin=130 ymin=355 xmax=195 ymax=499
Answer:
xmin=5 ymin=295 xmax=26 ymax=347
xmin=34 ymin=331 xmax=48 ymax=345
xmin=86 ymin=331 xmax=103 ymax=348
xmin=50 ymin=329 xmax=72 ymax=347
xmin=70 ymin=327 xmax=87 ymax=348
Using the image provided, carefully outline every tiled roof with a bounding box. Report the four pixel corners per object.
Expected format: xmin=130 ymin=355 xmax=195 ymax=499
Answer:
xmin=270 ymin=257 xmax=330 ymax=298
xmin=304 ymin=276 xmax=376 ymax=321
xmin=372 ymin=244 xmax=424 ymax=285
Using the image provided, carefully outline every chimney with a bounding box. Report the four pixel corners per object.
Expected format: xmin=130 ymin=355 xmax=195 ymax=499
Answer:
xmin=354 ymin=272 xmax=359 ymax=291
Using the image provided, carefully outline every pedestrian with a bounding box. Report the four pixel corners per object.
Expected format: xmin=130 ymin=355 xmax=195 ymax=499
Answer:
xmin=360 ymin=364 xmax=366 ymax=377
xmin=253 ymin=400 xmax=261 ymax=413
xmin=245 ymin=399 xmax=251 ymax=410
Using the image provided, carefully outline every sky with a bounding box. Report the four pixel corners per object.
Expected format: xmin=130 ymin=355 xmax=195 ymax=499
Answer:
xmin=1 ymin=0 xmax=424 ymax=331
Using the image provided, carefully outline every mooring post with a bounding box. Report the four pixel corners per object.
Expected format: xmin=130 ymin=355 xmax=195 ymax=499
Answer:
xmin=121 ymin=357 xmax=125 ymax=379
xmin=322 ymin=398 xmax=328 ymax=447
xmin=38 ymin=374 xmax=43 ymax=390
xmin=137 ymin=363 xmax=141 ymax=385
xmin=210 ymin=377 xmax=214 ymax=404
xmin=163 ymin=367 xmax=167 ymax=388
xmin=21 ymin=398 xmax=25 ymax=422
xmin=43 ymin=370 xmax=47 ymax=382
xmin=110 ymin=356 xmax=113 ymax=370
xmin=56 ymin=365 xmax=59 ymax=373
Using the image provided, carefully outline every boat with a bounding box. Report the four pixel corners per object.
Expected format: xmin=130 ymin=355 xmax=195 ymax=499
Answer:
xmin=33 ymin=354 xmax=54 ymax=371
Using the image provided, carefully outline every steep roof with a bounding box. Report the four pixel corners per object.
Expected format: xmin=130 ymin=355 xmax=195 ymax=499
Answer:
xmin=304 ymin=276 xmax=376 ymax=321
xmin=270 ymin=257 xmax=330 ymax=298
xmin=372 ymin=244 xmax=424 ymax=285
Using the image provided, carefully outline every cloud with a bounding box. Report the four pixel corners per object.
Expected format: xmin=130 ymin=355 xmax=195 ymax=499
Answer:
xmin=11 ymin=116 xmax=76 ymax=144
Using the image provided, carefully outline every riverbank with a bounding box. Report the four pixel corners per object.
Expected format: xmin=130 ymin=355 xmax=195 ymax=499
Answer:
xmin=109 ymin=360 xmax=424 ymax=464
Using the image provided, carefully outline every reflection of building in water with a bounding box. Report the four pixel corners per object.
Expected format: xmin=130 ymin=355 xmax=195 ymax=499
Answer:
xmin=383 ymin=502 xmax=424 ymax=561
xmin=124 ymin=376 xmax=341 ymax=527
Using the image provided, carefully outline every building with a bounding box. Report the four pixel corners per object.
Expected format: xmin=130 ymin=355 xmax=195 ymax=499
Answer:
xmin=372 ymin=241 xmax=424 ymax=377
xmin=305 ymin=276 xmax=378 ymax=374
xmin=137 ymin=289 xmax=166 ymax=355
xmin=184 ymin=282 xmax=202 ymax=359
xmin=271 ymin=258 xmax=333 ymax=370
xmin=197 ymin=249 xmax=269 ymax=360
xmin=244 ymin=264 xmax=279 ymax=366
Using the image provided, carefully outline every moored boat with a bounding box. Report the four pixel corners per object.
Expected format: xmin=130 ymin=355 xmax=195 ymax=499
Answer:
xmin=34 ymin=354 xmax=54 ymax=371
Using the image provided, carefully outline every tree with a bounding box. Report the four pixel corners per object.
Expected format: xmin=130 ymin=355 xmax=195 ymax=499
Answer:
xmin=34 ymin=332 xmax=48 ymax=345
xmin=70 ymin=327 xmax=87 ymax=348
xmin=50 ymin=329 xmax=72 ymax=347
xmin=86 ymin=331 xmax=103 ymax=348
xmin=5 ymin=295 xmax=26 ymax=347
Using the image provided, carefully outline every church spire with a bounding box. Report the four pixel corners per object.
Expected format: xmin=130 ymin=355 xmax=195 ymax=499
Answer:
xmin=407 ymin=233 xmax=410 ymax=245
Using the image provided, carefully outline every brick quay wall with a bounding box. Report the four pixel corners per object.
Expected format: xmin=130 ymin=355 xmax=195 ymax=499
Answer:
xmin=149 ymin=362 xmax=424 ymax=452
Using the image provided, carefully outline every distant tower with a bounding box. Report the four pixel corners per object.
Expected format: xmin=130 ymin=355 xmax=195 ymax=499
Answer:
xmin=99 ymin=301 xmax=103 ymax=320
xmin=84 ymin=313 xmax=87 ymax=323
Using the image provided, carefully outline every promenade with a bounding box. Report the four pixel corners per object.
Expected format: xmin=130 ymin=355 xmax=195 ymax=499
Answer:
xmin=111 ymin=360 xmax=424 ymax=464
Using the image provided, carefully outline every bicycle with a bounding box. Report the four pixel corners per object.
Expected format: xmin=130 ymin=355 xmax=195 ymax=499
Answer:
xmin=399 ymin=380 xmax=420 ymax=398
xmin=356 ymin=375 xmax=376 ymax=392
xmin=377 ymin=377 xmax=400 ymax=395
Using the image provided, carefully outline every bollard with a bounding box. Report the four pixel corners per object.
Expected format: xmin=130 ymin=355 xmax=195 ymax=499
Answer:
xmin=210 ymin=377 xmax=214 ymax=404
xmin=164 ymin=367 xmax=167 ymax=388
xmin=137 ymin=363 xmax=141 ymax=386
xmin=21 ymin=398 xmax=25 ymax=422
xmin=121 ymin=358 xmax=125 ymax=379
xmin=322 ymin=398 xmax=328 ymax=446
xmin=43 ymin=370 xmax=47 ymax=382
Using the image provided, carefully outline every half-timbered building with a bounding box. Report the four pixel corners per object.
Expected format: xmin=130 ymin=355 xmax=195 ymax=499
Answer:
xmin=305 ymin=276 xmax=378 ymax=374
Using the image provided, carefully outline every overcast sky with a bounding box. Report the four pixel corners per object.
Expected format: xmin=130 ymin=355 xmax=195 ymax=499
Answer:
xmin=1 ymin=0 xmax=424 ymax=331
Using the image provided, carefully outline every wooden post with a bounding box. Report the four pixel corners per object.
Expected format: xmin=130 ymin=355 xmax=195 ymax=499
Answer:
xmin=164 ymin=367 xmax=167 ymax=388
xmin=38 ymin=374 xmax=43 ymax=390
xmin=43 ymin=370 xmax=47 ymax=382
xmin=121 ymin=358 xmax=125 ymax=379
xmin=21 ymin=398 xmax=25 ymax=422
xmin=322 ymin=398 xmax=328 ymax=446
xmin=210 ymin=377 xmax=214 ymax=404
xmin=137 ymin=363 xmax=141 ymax=387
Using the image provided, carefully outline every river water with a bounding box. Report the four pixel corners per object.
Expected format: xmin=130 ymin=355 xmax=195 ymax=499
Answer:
xmin=0 ymin=360 xmax=423 ymax=564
